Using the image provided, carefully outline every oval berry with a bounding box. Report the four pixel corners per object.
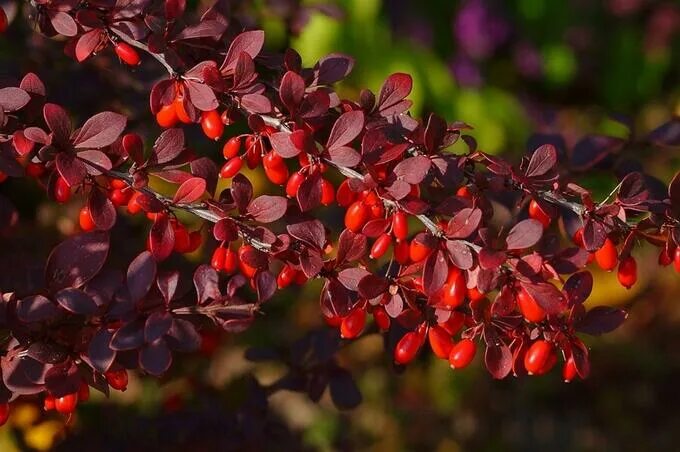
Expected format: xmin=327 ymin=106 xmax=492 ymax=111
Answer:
xmin=220 ymin=157 xmax=243 ymax=178
xmin=409 ymin=239 xmax=432 ymax=263
xmin=528 ymin=199 xmax=551 ymax=228
xmin=238 ymin=245 xmax=258 ymax=278
xmin=336 ymin=179 xmax=356 ymax=207
xmin=320 ymin=179 xmax=335 ymax=206
xmin=658 ymin=248 xmax=672 ymax=267
xmin=223 ymin=248 xmax=238 ymax=274
xmin=110 ymin=188 xmax=131 ymax=206
xmin=126 ymin=191 xmax=142 ymax=215
xmin=428 ymin=325 xmax=454 ymax=359
xmin=211 ymin=247 xmax=226 ymax=271
xmin=222 ymin=136 xmax=241 ymax=159
xmin=392 ymin=211 xmax=409 ymax=240
xmin=516 ymin=287 xmax=546 ymax=322
xmin=54 ymin=176 xmax=72 ymax=203
xmin=440 ymin=312 xmax=465 ymax=336
xmin=524 ymin=340 xmax=554 ymax=375
xmin=442 ymin=269 xmax=466 ymax=308
xmin=674 ymin=247 xmax=680 ymax=274
xmin=0 ymin=7 xmax=7 ymax=33
xmin=277 ymin=264 xmax=297 ymax=289
xmin=344 ymin=201 xmax=369 ymax=232
xmin=263 ymin=151 xmax=289 ymax=185
xmin=44 ymin=394 xmax=55 ymax=411
xmin=286 ymin=172 xmax=306 ymax=198
xmin=105 ymin=369 xmax=129 ymax=391
xmin=373 ymin=306 xmax=390 ymax=332
xmin=340 ymin=306 xmax=366 ymax=339
xmin=595 ymin=238 xmax=618 ymax=272
xmin=173 ymin=223 xmax=191 ymax=253
xmin=563 ymin=355 xmax=578 ymax=383
xmin=156 ymin=103 xmax=178 ymax=128
xmin=0 ymin=403 xmax=8 ymax=426
xmin=174 ymin=97 xmax=192 ymax=124
xmin=79 ymin=206 xmax=96 ymax=232
xmin=370 ymin=233 xmax=392 ymax=259
xmin=114 ymin=42 xmax=141 ymax=66
xmin=394 ymin=239 xmax=410 ymax=265
xmin=617 ymin=256 xmax=637 ymax=289
xmin=394 ymin=331 xmax=424 ymax=365
xmin=201 ymin=110 xmax=224 ymax=141
xmin=55 ymin=393 xmax=78 ymax=414
xmin=449 ymin=338 xmax=476 ymax=369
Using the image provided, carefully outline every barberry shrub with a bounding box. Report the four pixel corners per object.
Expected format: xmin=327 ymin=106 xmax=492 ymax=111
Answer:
xmin=0 ymin=0 xmax=679 ymax=424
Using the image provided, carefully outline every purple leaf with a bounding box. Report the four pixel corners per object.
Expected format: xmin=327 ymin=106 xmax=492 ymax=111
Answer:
xmin=0 ymin=87 xmax=30 ymax=112
xmin=139 ymin=340 xmax=172 ymax=376
xmin=149 ymin=216 xmax=174 ymax=261
xmin=174 ymin=19 xmax=226 ymax=41
xmin=213 ymin=218 xmax=238 ymax=242
xmin=446 ymin=240 xmax=474 ymax=270
xmin=506 ymin=219 xmax=543 ymax=250
xmin=166 ymin=319 xmax=201 ymax=352
xmin=297 ymin=172 xmax=322 ymax=212
xmin=247 ymin=195 xmax=287 ymax=223
xmin=231 ymin=173 xmax=254 ymax=213
xmin=55 ymin=152 xmax=88 ymax=187
xmin=43 ymin=103 xmax=72 ymax=144
xmin=110 ymin=320 xmax=145 ymax=351
xmin=88 ymin=329 xmax=116 ymax=372
xmin=193 ymin=265 xmax=220 ymax=305
xmin=73 ymin=112 xmax=127 ymax=149
xmin=17 ymin=295 xmax=61 ymax=323
xmin=279 ymin=71 xmax=305 ymax=114
xmin=222 ymin=30 xmax=265 ymax=73
xmin=45 ymin=231 xmax=110 ymax=291
xmin=314 ymin=53 xmax=354 ymax=85
xmin=78 ymin=150 xmax=112 ymax=175
xmin=327 ymin=110 xmax=364 ymax=149
xmin=88 ymin=188 xmax=117 ymax=230
xmin=55 ymin=288 xmax=98 ymax=315
xmin=447 ymin=208 xmax=482 ymax=239
xmin=647 ymin=118 xmax=680 ymax=147
xmin=49 ymin=11 xmax=78 ymax=36
xmin=173 ymin=177 xmax=206 ymax=204
xmin=577 ymin=306 xmax=628 ymax=336
xmin=287 ymin=220 xmax=326 ymax=249
xmin=185 ymin=79 xmax=219 ymax=112
xmin=393 ymin=155 xmax=431 ymax=184
xmin=329 ymin=368 xmax=362 ymax=410
xmin=254 ymin=271 xmax=277 ymax=302
xmin=423 ymin=250 xmax=449 ymax=295
xmin=377 ymin=73 xmax=413 ymax=116
xmin=326 ymin=146 xmax=361 ymax=167
xmin=485 ymin=343 xmax=512 ymax=379
xmin=525 ymin=144 xmax=557 ymax=177
xmin=152 ymin=128 xmax=185 ymax=165
xmin=145 ymin=311 xmax=173 ymax=343
xmin=300 ymin=248 xmax=324 ymax=278
xmin=563 ymin=271 xmax=593 ymax=306
xmin=127 ymin=251 xmax=157 ymax=302
xmin=269 ymin=132 xmax=301 ymax=158
xmin=75 ymin=29 xmax=103 ymax=62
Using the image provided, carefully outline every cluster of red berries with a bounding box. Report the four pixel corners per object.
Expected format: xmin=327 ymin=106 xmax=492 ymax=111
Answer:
xmin=0 ymin=370 xmax=128 ymax=425
xmin=155 ymin=84 xmax=225 ymax=141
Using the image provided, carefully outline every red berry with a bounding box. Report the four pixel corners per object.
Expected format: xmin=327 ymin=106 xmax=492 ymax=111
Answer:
xmin=467 ymin=287 xmax=485 ymax=302
xmin=373 ymin=306 xmax=390 ymax=331
xmin=524 ymin=340 xmax=554 ymax=375
xmin=126 ymin=191 xmax=143 ymax=215
xmin=105 ymin=369 xmax=129 ymax=391
xmin=394 ymin=239 xmax=410 ymax=265
xmin=370 ymin=233 xmax=392 ymax=259
xmin=244 ymin=136 xmax=263 ymax=169
xmin=441 ymin=268 xmax=466 ymax=308
xmin=277 ymin=264 xmax=297 ymax=289
xmin=344 ymin=201 xmax=369 ymax=232
xmin=573 ymin=227 xmax=585 ymax=248
xmin=394 ymin=330 xmax=425 ymax=365
xmin=449 ymin=339 xmax=476 ymax=369
xmin=456 ymin=186 xmax=472 ymax=198
xmin=340 ymin=306 xmax=366 ymax=339
xmin=0 ymin=403 xmax=8 ymax=426
xmin=174 ymin=97 xmax=192 ymax=124
xmin=658 ymin=248 xmax=672 ymax=266
xmin=428 ymin=325 xmax=454 ymax=359
xmin=392 ymin=211 xmax=409 ymax=240
xmin=263 ymin=150 xmax=289 ymax=185
xmin=336 ymin=179 xmax=356 ymax=207
xmin=0 ymin=7 xmax=7 ymax=34
xmin=440 ymin=311 xmax=465 ymax=336
xmin=110 ymin=188 xmax=131 ymax=206
xmin=223 ymin=248 xmax=238 ymax=273
xmin=220 ymin=157 xmax=243 ymax=178
xmin=563 ymin=355 xmax=578 ymax=383
xmin=78 ymin=381 xmax=90 ymax=402
xmin=187 ymin=231 xmax=202 ymax=252
xmin=238 ymin=245 xmax=258 ymax=278
xmin=595 ymin=238 xmax=618 ymax=272
xmin=156 ymin=103 xmax=179 ymax=128
xmin=44 ymin=394 xmax=55 ymax=411
xmin=211 ymin=247 xmax=226 ymax=271
xmin=320 ymin=179 xmax=335 ymax=206
xmin=55 ymin=393 xmax=78 ymax=414
xmin=617 ymin=256 xmax=637 ymax=289
xmin=26 ymin=162 xmax=45 ymax=178
xmin=173 ymin=223 xmax=191 ymax=253
xmin=200 ymin=110 xmax=224 ymax=141
xmin=54 ymin=176 xmax=71 ymax=203
xmin=528 ymin=199 xmax=551 ymax=228
xmin=516 ymin=287 xmax=546 ymax=322
xmin=409 ymin=239 xmax=432 ymax=262
xmin=79 ymin=206 xmax=96 ymax=232
xmin=222 ymin=136 xmax=241 ymax=159
xmin=674 ymin=247 xmax=680 ymax=274
xmin=114 ymin=42 xmax=141 ymax=66
xmin=286 ymin=172 xmax=306 ymax=198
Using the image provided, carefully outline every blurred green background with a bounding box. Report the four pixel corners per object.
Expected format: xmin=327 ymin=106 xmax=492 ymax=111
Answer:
xmin=1 ymin=0 xmax=680 ymax=450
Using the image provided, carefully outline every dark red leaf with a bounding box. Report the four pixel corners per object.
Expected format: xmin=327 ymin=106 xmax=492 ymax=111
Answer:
xmin=193 ymin=265 xmax=220 ymax=305
xmin=213 ymin=218 xmax=238 ymax=242
xmin=87 ymin=329 xmax=116 ymax=372
xmin=0 ymin=87 xmax=30 ymax=112
xmin=485 ymin=343 xmax=512 ymax=379
xmin=423 ymin=250 xmax=448 ymax=295
xmin=297 ymin=172 xmax=322 ymax=212
xmin=247 ymin=195 xmax=288 ymax=223
xmin=127 ymin=251 xmax=157 ymax=302
xmin=152 ymin=128 xmax=185 ymax=165
xmin=17 ymin=295 xmax=61 ymax=323
xmin=145 ymin=312 xmax=172 ymax=343
xmin=446 ymin=240 xmax=475 ymax=269
xmin=43 ymin=103 xmax=72 ymax=144
xmin=110 ymin=320 xmax=145 ymax=351
xmin=88 ymin=188 xmax=117 ymax=230
xmin=173 ymin=177 xmax=206 ymax=204
xmin=314 ymin=53 xmax=354 ymax=85
xmin=73 ymin=112 xmax=127 ymax=149
xmin=525 ymin=144 xmax=557 ymax=177
xmin=577 ymin=306 xmax=628 ymax=336
xmin=139 ymin=340 xmax=172 ymax=376
xmin=519 ymin=281 xmax=567 ymax=315
xmin=55 ymin=152 xmax=87 ymax=187
xmin=149 ymin=215 xmax=174 ymax=261
xmin=45 ymin=231 xmax=110 ymax=291
xmin=55 ymin=288 xmax=98 ymax=315
xmin=447 ymin=208 xmax=482 ymax=239
xmin=327 ymin=110 xmax=364 ymax=149
xmin=279 ymin=71 xmax=305 ymax=114
xmin=287 ymin=220 xmax=326 ymax=249
xmin=563 ymin=271 xmax=593 ymax=306
xmin=506 ymin=219 xmax=543 ymax=250
xmin=393 ymin=155 xmax=431 ymax=184
xmin=377 ymin=73 xmax=413 ymax=116
xmin=255 ymin=271 xmax=277 ymax=302
xmin=221 ymin=30 xmax=265 ymax=73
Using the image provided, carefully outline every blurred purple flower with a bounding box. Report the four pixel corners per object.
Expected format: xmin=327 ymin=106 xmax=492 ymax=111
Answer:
xmin=513 ymin=42 xmax=542 ymax=79
xmin=450 ymin=55 xmax=483 ymax=87
xmin=453 ymin=0 xmax=510 ymax=60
